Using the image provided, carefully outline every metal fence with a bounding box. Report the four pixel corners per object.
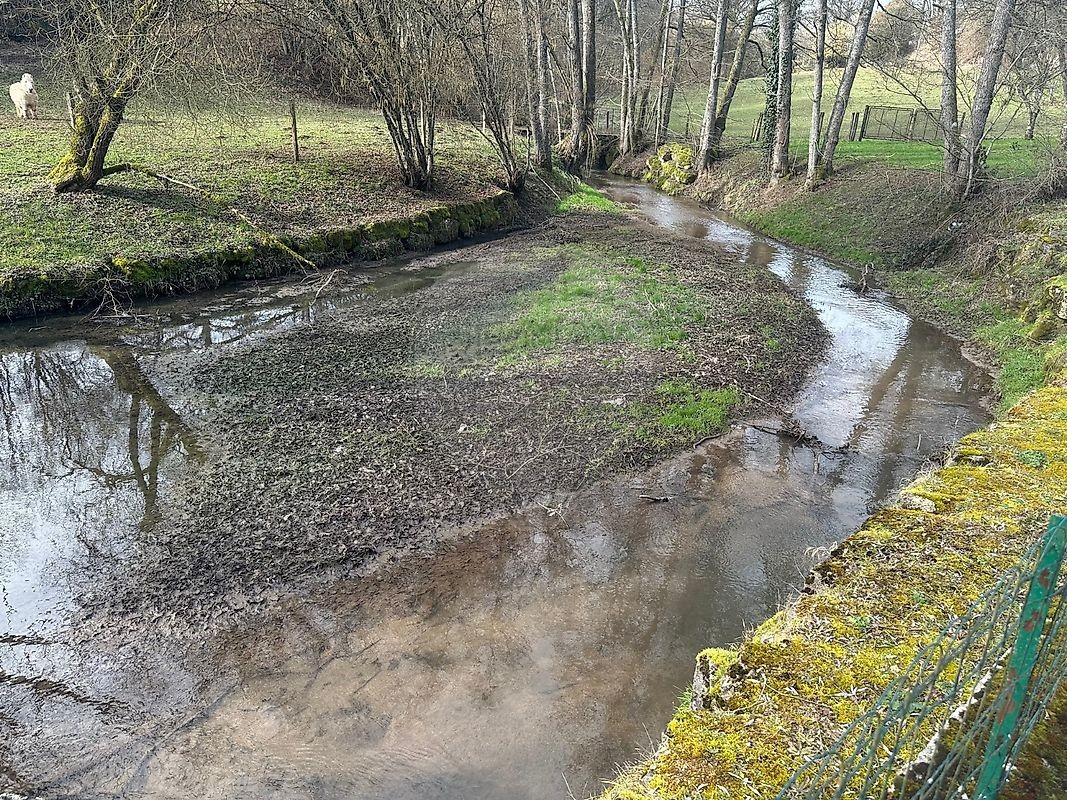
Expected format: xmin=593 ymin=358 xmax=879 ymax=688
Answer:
xmin=748 ymin=106 xmax=961 ymax=145
xmin=776 ymin=514 xmax=1067 ymax=800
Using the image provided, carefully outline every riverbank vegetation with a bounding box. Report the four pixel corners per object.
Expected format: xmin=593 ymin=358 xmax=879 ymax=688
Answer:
xmin=603 ymin=370 xmax=1067 ymax=800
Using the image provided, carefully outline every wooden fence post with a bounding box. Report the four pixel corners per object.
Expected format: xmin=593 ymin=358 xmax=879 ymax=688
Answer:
xmin=848 ymin=111 xmax=859 ymax=141
xmin=859 ymin=106 xmax=872 ymax=141
xmin=905 ymin=109 xmax=918 ymax=141
xmin=289 ymin=99 xmax=300 ymax=163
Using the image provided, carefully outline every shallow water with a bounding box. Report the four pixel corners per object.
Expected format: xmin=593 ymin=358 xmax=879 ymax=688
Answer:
xmin=0 ymin=178 xmax=991 ymax=799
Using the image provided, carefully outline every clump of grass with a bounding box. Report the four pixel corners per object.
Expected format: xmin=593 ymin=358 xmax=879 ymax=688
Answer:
xmin=653 ymin=380 xmax=739 ymax=434
xmin=498 ymin=246 xmax=706 ymax=354
xmin=974 ymin=318 xmax=1067 ymax=411
xmin=743 ymin=198 xmax=883 ymax=266
xmin=557 ymin=183 xmax=619 ymax=213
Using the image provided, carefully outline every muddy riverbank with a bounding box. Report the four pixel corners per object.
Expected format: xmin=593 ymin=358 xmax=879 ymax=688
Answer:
xmin=35 ymin=208 xmax=825 ymax=625
xmin=0 ymin=181 xmax=991 ymax=799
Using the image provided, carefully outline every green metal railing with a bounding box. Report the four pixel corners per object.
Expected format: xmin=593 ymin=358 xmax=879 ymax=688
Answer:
xmin=776 ymin=514 xmax=1067 ymax=800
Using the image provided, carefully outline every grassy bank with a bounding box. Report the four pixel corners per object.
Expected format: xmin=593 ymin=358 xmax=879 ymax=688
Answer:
xmin=602 ymin=144 xmax=1067 ymax=799
xmin=0 ymin=93 xmax=545 ymax=317
xmin=666 ymin=67 xmax=1062 ymax=178
xmin=620 ymin=144 xmax=1067 ymax=409
xmin=603 ymin=371 xmax=1067 ymax=800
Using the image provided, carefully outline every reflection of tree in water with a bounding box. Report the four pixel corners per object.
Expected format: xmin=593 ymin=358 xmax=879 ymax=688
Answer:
xmin=0 ymin=343 xmax=200 ymax=541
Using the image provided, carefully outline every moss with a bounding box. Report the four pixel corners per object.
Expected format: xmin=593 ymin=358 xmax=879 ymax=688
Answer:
xmin=602 ymin=368 xmax=1067 ymax=800
xmin=0 ymin=190 xmax=527 ymax=319
xmin=643 ymin=144 xmax=697 ymax=196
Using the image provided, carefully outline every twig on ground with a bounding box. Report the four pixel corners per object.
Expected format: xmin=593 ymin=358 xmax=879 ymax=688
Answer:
xmin=105 ymin=163 xmax=317 ymax=271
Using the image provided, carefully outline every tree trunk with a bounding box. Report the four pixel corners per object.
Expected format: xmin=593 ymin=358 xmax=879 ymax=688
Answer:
xmin=770 ymin=0 xmax=793 ymax=183
xmin=563 ymin=0 xmax=588 ymax=172
xmin=715 ymin=0 xmax=759 ymax=136
xmin=582 ymin=0 xmax=596 ymax=115
xmin=762 ymin=6 xmax=780 ymax=162
xmin=50 ymin=79 xmax=135 ymax=193
xmin=563 ymin=0 xmax=596 ymax=173
xmin=940 ymin=0 xmax=961 ymax=180
xmin=1025 ymin=107 xmax=1038 ymax=140
xmin=1059 ymin=43 xmax=1067 ymax=150
xmin=816 ymin=0 xmax=877 ymax=176
xmin=806 ymin=0 xmax=827 ymax=185
xmin=519 ymin=0 xmax=553 ymax=170
xmin=614 ymin=0 xmax=640 ymax=154
xmin=697 ymin=0 xmax=730 ymax=172
xmin=956 ymin=0 xmax=1018 ymax=196
xmin=535 ymin=8 xmax=552 ymax=163
xmin=658 ymin=0 xmax=687 ymax=141
xmin=638 ymin=0 xmax=671 ymax=134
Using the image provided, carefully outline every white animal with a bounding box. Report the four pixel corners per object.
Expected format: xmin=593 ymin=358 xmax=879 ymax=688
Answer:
xmin=9 ymin=73 xmax=38 ymax=119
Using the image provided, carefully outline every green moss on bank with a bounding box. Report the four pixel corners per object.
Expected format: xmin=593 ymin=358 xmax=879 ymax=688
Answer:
xmin=602 ymin=372 xmax=1067 ymax=800
xmin=0 ymin=190 xmax=524 ymax=319
xmin=643 ymin=144 xmax=697 ymax=195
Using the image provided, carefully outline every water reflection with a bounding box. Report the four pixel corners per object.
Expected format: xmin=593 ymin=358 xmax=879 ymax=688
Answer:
xmin=0 ymin=183 xmax=992 ymax=800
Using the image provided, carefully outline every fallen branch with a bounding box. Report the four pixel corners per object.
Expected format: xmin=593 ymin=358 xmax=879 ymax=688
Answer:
xmin=749 ymin=422 xmax=846 ymax=455
xmin=103 ymin=163 xmax=317 ymax=271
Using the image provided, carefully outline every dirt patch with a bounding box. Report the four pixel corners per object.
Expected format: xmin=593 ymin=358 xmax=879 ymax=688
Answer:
xmin=80 ymin=209 xmax=827 ymax=623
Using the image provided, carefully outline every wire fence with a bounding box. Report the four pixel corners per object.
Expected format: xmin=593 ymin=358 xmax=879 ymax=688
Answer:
xmin=776 ymin=514 xmax=1067 ymax=800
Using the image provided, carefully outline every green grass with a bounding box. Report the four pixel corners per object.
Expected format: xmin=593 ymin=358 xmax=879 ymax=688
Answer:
xmin=666 ymin=66 xmax=1062 ymax=178
xmin=498 ymin=247 xmax=707 ymax=354
xmin=743 ymin=198 xmax=883 ymax=265
xmin=975 ymin=318 xmax=1067 ymax=411
xmin=0 ymin=96 xmax=502 ymax=276
xmin=557 ymin=183 xmax=619 ymax=212
xmin=653 ymin=380 xmax=740 ymax=434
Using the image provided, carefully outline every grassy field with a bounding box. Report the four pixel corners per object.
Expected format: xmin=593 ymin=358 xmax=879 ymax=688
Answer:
xmin=0 ymin=92 xmax=502 ymax=277
xmin=666 ymin=66 xmax=1064 ymax=177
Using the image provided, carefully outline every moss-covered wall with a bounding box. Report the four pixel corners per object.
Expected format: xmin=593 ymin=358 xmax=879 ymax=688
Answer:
xmin=0 ymin=191 xmax=520 ymax=320
xmin=602 ymin=369 xmax=1067 ymax=800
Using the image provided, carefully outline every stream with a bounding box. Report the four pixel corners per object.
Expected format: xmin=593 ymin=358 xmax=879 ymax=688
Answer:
xmin=0 ymin=176 xmax=992 ymax=799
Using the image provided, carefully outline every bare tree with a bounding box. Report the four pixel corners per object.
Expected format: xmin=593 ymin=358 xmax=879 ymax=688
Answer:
xmin=638 ymin=0 xmax=671 ymax=136
xmin=656 ymin=0 xmax=688 ymax=140
xmin=954 ymin=0 xmax=1019 ymax=196
xmin=614 ymin=0 xmax=641 ymax=153
xmin=309 ymin=0 xmax=449 ymax=190
xmin=813 ymin=0 xmax=877 ymax=178
xmin=697 ymin=0 xmax=730 ymax=171
xmin=806 ymin=0 xmax=827 ymax=185
xmin=939 ymin=0 xmax=961 ymax=179
xmin=562 ymin=0 xmax=596 ymax=173
xmin=441 ymin=0 xmax=531 ymax=190
xmin=770 ymin=0 xmax=793 ymax=183
xmin=1006 ymin=17 xmax=1058 ymax=140
xmin=518 ymin=0 xmax=554 ymax=169
xmin=44 ymin=0 xmax=235 ymax=192
xmin=714 ymin=0 xmax=761 ymax=141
